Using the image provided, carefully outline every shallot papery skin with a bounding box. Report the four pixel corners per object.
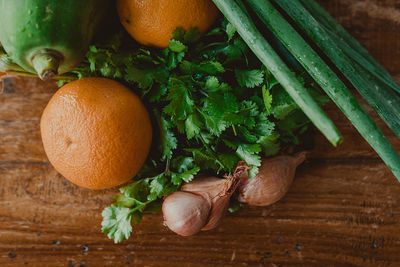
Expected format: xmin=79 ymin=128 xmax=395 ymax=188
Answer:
xmin=162 ymin=191 xmax=211 ymax=236
xmin=181 ymin=174 xmax=241 ymax=231
xmin=238 ymin=152 xmax=307 ymax=206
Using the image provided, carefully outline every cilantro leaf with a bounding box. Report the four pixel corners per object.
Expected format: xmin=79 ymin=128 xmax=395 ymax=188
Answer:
xmin=101 ymin=205 xmax=133 ymax=244
xmin=255 ymin=113 xmax=275 ymax=137
xmin=205 ymin=77 xmax=232 ymax=92
xmin=199 ymin=61 xmax=225 ymax=75
xmin=180 ymin=60 xmax=225 ymax=75
xmin=112 ymin=195 xmax=138 ymax=208
xmin=262 ymin=85 xmax=273 ymax=115
xmin=172 ymin=156 xmax=196 ymax=172
xmin=172 ymin=27 xmax=185 ymax=41
xmin=120 ymin=180 xmax=150 ymax=202
xmin=258 ymin=133 xmax=281 ymax=157
xmin=125 ymin=66 xmax=153 ymax=89
xmin=171 ymin=166 xmax=200 ymax=186
xmin=236 ymin=144 xmax=262 ymax=167
xmin=148 ymin=173 xmax=178 ymax=201
xmin=185 ymin=113 xmax=203 ymax=140
xmin=205 ymin=76 xmax=220 ymax=91
xmin=184 ymin=27 xmax=201 ymax=43
xmin=168 ymin=40 xmax=188 ymax=53
xmin=235 ymin=69 xmax=264 ymax=88
xmin=237 ymin=126 xmax=258 ymax=143
xmin=160 ymin=116 xmax=178 ymax=160
xmin=218 ymin=153 xmax=239 ymax=171
xmin=271 ymin=86 xmax=298 ymax=119
xmin=187 ymin=148 xmax=224 ymax=171
xmin=201 ymin=111 xmax=228 ymax=136
xmin=164 ymin=80 xmax=194 ymax=120
xmin=167 ymin=51 xmax=185 ymax=70
xmin=225 ymin=23 xmax=236 ymax=41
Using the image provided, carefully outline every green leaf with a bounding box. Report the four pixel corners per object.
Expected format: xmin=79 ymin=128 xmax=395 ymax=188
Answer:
xmin=226 ymin=23 xmax=236 ymax=41
xmin=205 ymin=76 xmax=220 ymax=91
xmin=112 ymin=195 xmax=138 ymax=208
xmin=201 ymin=111 xmax=228 ymax=136
xmin=184 ymin=27 xmax=201 ymax=43
xmin=235 ymin=69 xmax=264 ymax=88
xmin=148 ymin=174 xmax=178 ymax=201
xmin=148 ymin=174 xmax=168 ymax=199
xmin=120 ymin=180 xmax=150 ymax=202
xmin=179 ymin=60 xmax=196 ymax=74
xmin=187 ymin=148 xmax=222 ymax=171
xmin=164 ymin=81 xmax=194 ymax=120
xmin=172 ymin=27 xmax=185 ymax=41
xmin=271 ymin=86 xmax=298 ymax=119
xmin=172 ymin=156 xmax=196 ymax=172
xmin=255 ymin=113 xmax=275 ymax=137
xmin=167 ymin=52 xmax=185 ymax=70
xmin=205 ymin=77 xmax=232 ymax=92
xmin=258 ymin=133 xmax=281 ymax=157
xmin=262 ymin=85 xmax=273 ymax=115
xmin=168 ymin=40 xmax=188 ymax=53
xmin=148 ymin=84 xmax=168 ymax=103
xmin=237 ymin=126 xmax=258 ymax=143
xmin=205 ymin=92 xmax=239 ymax=121
xmin=224 ymin=44 xmax=243 ymax=62
xmin=199 ymin=61 xmax=225 ymax=75
xmin=185 ymin=113 xmax=203 ymax=140
xmin=160 ymin=116 xmax=178 ymax=160
xmin=218 ymin=153 xmax=239 ymax=171
xmin=236 ymin=144 xmax=262 ymax=166
xmin=277 ymin=110 xmax=310 ymax=144
xmin=125 ymin=66 xmax=153 ymax=89
xmin=171 ymin=166 xmax=200 ymax=186
xmin=101 ymin=205 xmax=133 ymax=244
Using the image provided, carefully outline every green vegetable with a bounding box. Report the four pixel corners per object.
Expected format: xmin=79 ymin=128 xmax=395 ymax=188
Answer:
xmin=212 ymin=0 xmax=342 ymax=147
xmin=70 ymin=21 xmax=327 ymax=242
xmin=0 ymin=0 xmax=109 ymax=79
xmin=246 ymin=0 xmax=400 ymax=180
xmin=275 ymin=0 xmax=400 ymax=139
xmin=299 ymin=0 xmax=400 ymax=94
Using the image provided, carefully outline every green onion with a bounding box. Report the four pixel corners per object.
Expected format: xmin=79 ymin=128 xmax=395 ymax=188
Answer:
xmin=247 ymin=0 xmax=400 ymax=180
xmin=246 ymin=0 xmax=400 ymax=180
xmin=274 ymin=0 xmax=400 ymax=139
xmin=212 ymin=0 xmax=342 ymax=146
xmin=299 ymin=0 xmax=400 ymax=94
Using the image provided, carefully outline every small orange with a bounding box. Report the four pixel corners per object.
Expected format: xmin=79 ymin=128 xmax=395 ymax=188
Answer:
xmin=117 ymin=0 xmax=219 ymax=48
xmin=40 ymin=78 xmax=152 ymax=190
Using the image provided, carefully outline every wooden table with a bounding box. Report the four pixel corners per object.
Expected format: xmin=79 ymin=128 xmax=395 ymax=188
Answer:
xmin=1 ymin=0 xmax=400 ymax=266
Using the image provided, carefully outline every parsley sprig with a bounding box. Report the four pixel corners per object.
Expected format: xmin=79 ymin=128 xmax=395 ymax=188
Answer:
xmin=62 ymin=19 xmax=327 ymax=243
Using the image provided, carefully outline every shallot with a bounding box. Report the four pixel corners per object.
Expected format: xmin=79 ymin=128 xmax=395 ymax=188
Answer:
xmin=238 ymin=152 xmax=307 ymax=206
xmin=162 ymin=173 xmax=241 ymax=236
xmin=162 ymin=152 xmax=307 ymax=236
xmin=162 ymin=191 xmax=211 ymax=236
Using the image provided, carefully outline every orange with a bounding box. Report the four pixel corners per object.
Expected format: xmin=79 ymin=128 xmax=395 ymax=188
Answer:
xmin=40 ymin=78 xmax=152 ymax=190
xmin=117 ymin=0 xmax=219 ymax=48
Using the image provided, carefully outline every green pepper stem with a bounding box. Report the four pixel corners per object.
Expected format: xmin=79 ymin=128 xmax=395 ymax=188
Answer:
xmin=32 ymin=53 xmax=60 ymax=80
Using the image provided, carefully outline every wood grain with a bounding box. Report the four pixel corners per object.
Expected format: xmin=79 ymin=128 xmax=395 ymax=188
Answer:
xmin=1 ymin=0 xmax=400 ymax=266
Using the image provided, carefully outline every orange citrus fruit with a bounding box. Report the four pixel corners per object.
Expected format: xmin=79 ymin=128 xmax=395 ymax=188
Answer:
xmin=40 ymin=77 xmax=152 ymax=190
xmin=116 ymin=0 xmax=219 ymax=48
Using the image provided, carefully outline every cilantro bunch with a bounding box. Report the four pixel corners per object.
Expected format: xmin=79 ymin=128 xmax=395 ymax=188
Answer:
xmin=62 ymin=19 xmax=327 ymax=243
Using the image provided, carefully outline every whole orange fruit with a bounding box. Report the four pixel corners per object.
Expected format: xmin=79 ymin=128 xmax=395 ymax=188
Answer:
xmin=117 ymin=0 xmax=219 ymax=48
xmin=40 ymin=78 xmax=152 ymax=190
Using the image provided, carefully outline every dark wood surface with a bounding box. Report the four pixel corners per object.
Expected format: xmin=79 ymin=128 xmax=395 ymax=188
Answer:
xmin=1 ymin=0 xmax=400 ymax=266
